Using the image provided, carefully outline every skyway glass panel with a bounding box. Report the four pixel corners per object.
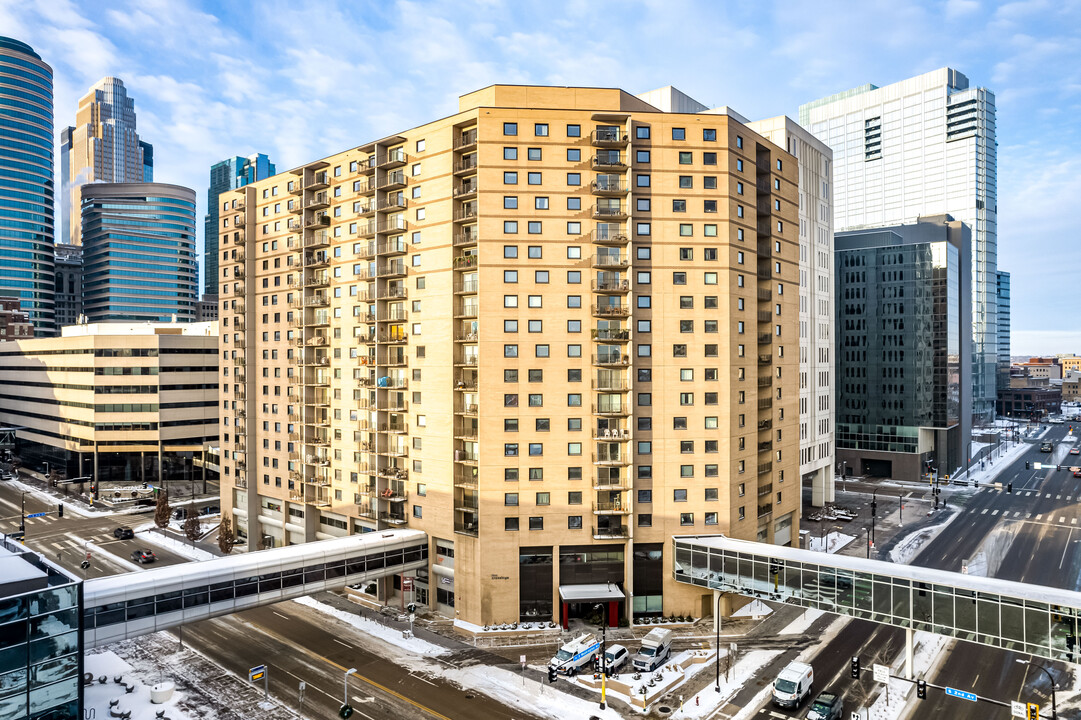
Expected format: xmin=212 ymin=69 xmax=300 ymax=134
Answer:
xmin=674 ymin=535 xmax=1081 ymax=664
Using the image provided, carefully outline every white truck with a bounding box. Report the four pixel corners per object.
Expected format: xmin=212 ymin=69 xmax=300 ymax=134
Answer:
xmin=772 ymin=660 xmax=813 ymax=708
xmin=549 ymin=633 xmax=601 ymax=675
xmin=631 ymin=627 xmax=673 ymax=671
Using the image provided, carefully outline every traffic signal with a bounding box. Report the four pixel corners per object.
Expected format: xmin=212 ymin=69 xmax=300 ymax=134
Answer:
xmin=406 ymin=603 xmax=416 ymax=614
xmin=916 ymin=680 xmax=926 ymax=699
xmin=1007 ymin=482 xmax=1013 ymax=493
xmin=547 ymin=666 xmax=557 ymax=683
xmin=57 ymin=503 xmax=63 ymax=518
xmin=851 ymin=656 xmax=860 ymax=679
xmin=1027 ymin=702 xmax=1039 ymax=720
xmin=1026 ymin=461 xmax=1031 ymax=470
xmin=592 ymin=655 xmax=601 ymax=672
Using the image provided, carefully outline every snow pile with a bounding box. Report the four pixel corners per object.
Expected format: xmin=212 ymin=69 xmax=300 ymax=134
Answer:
xmin=84 ymin=650 xmax=193 ymax=720
xmin=778 ymin=609 xmax=825 ymax=635
xmin=888 ymin=517 xmax=954 ymax=564
xmin=293 ymin=596 xmax=449 ymax=657
xmin=807 ymin=531 xmax=856 ymax=553
xmin=133 ymin=524 xmax=216 ymax=561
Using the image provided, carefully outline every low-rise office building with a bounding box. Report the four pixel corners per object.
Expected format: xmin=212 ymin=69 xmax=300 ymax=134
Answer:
xmin=0 ymin=297 xmax=33 ymax=340
xmin=835 ymin=215 xmax=972 ymax=480
xmin=0 ymin=322 xmax=218 ymax=486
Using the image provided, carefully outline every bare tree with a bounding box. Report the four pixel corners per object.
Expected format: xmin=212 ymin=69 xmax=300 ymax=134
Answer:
xmin=850 ymin=634 xmax=900 ymax=717
xmin=153 ymin=488 xmax=171 ymax=530
xmin=218 ymin=515 xmax=236 ymax=555
xmin=184 ymin=508 xmax=201 ymax=544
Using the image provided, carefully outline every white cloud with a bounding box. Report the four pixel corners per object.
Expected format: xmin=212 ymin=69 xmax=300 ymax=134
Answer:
xmin=945 ymin=0 xmax=980 ymax=19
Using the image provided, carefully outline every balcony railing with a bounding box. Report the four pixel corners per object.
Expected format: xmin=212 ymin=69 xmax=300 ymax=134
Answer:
xmin=592 ymin=255 xmax=629 ymax=269
xmin=454 ymin=155 xmax=478 ymax=174
xmin=592 ymin=525 xmax=629 ymax=539
xmin=592 ymin=279 xmax=630 ymax=292
xmin=591 ymin=128 xmax=629 ymax=146
xmin=591 ymin=205 xmax=627 ymax=220
xmin=454 ymin=129 xmax=478 ymax=150
xmin=591 ymin=304 xmax=629 ymax=317
xmin=591 ymin=228 xmax=628 ymax=245
xmin=592 ymin=353 xmax=629 ymax=366
xmin=590 ymin=329 xmax=630 ymax=341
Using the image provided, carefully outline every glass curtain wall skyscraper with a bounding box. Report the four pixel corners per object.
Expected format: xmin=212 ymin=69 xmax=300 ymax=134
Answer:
xmin=81 ymin=183 xmax=197 ymax=322
xmin=801 ymin=68 xmax=997 ymax=423
xmin=61 ymin=77 xmax=152 ymax=246
xmin=204 ymin=153 xmax=274 ymax=297
xmin=0 ymin=37 xmax=55 ymax=335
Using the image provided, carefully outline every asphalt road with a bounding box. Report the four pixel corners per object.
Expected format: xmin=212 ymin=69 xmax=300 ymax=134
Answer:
xmin=756 ymin=426 xmax=1079 ymax=720
xmin=0 ymin=476 xmax=191 ymax=575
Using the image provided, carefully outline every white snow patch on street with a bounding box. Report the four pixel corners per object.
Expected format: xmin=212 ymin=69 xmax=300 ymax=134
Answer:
xmin=133 ymin=524 xmax=216 ymax=561
xmin=778 ymin=608 xmax=825 ymax=635
xmin=292 ymin=595 xmax=449 ymax=657
xmin=888 ymin=518 xmax=954 ymax=564
xmin=807 ymin=531 xmax=856 ymax=553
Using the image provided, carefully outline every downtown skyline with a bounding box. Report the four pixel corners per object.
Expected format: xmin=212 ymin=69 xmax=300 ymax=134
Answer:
xmin=0 ymin=0 xmax=1078 ymax=352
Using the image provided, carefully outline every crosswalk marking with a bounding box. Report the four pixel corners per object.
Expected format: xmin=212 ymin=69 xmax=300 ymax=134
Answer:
xmin=1037 ymin=514 xmax=1044 ymax=521
xmin=1025 ymin=491 xmax=1033 ymax=497
xmin=981 ymin=509 xmax=988 ymax=515
xmin=1061 ymin=517 xmax=1067 ymax=523
xmin=1014 ymin=511 xmax=1022 ymax=518
xmin=991 ymin=509 xmax=1000 ymax=516
xmin=1058 ymin=495 xmax=1063 ymax=500
xmin=1026 ymin=513 xmax=1033 ymax=519
xmin=1072 ymin=518 xmax=1078 ymax=526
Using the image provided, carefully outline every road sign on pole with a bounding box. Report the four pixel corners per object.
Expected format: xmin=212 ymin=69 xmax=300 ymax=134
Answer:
xmin=872 ymin=664 xmax=889 ymax=683
xmin=945 ymin=687 xmax=978 ymax=702
xmin=249 ymin=664 xmax=265 ymax=682
xmin=1011 ymin=700 xmax=1026 ymax=718
xmin=25 ymin=512 xmax=47 ymax=518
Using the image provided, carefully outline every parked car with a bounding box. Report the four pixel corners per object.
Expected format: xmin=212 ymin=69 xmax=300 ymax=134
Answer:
xmin=130 ymin=549 xmax=156 ymax=564
xmin=113 ymin=526 xmax=134 ymax=540
xmin=1069 ymin=448 xmax=1079 ymax=456
xmin=806 ymin=691 xmax=842 ymax=720
xmin=603 ymin=644 xmax=629 ymax=674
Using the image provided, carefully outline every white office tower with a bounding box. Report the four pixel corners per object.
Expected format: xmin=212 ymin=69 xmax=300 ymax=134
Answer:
xmin=748 ymin=117 xmax=836 ymax=506
xmin=800 ymin=68 xmax=997 ymax=424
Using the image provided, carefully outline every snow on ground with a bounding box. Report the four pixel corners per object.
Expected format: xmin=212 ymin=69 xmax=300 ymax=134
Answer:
xmin=133 ymin=524 xmax=217 ymax=561
xmin=669 ymin=649 xmax=779 ymax=719
xmin=888 ymin=517 xmax=955 ymax=564
xmin=85 ymin=650 xmax=194 ymax=720
xmin=778 ymin=609 xmax=825 ymax=635
xmin=807 ymin=531 xmax=856 ymax=553
xmin=4 ymin=476 xmax=100 ymax=518
xmin=293 ymin=595 xmax=449 ymax=657
xmin=861 ymin=631 xmax=949 ymax=720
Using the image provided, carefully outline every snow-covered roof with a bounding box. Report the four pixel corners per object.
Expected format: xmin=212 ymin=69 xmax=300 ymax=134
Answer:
xmin=0 ymin=545 xmax=47 ymax=587
xmin=558 ymin=583 xmax=625 ymax=602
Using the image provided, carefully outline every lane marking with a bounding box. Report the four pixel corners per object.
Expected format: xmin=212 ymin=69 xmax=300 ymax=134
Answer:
xmin=333 ymin=638 xmax=353 ymax=648
xmin=1062 ymin=529 xmax=1075 ymax=570
xmin=273 ymin=611 xmax=289 ymax=620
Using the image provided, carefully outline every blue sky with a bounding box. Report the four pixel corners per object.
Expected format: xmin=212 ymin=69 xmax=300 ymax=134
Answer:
xmin=2 ymin=0 xmax=1078 ymax=354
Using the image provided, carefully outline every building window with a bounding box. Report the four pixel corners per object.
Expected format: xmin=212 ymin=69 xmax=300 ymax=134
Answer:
xmin=505 ymin=517 xmax=519 ymax=531
xmin=504 ymin=122 xmax=517 ymax=136
xmin=534 ymin=123 xmax=548 ymax=137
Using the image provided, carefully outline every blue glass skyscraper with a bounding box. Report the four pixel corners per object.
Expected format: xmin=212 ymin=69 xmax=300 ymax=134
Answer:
xmin=0 ymin=37 xmax=55 ymax=335
xmin=204 ymin=153 xmax=275 ymax=297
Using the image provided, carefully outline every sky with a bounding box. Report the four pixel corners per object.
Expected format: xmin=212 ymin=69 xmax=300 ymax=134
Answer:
xmin=1 ymin=0 xmax=1078 ymax=355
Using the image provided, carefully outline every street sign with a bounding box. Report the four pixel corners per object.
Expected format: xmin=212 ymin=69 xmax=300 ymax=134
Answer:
xmin=25 ymin=512 xmax=47 ymax=518
xmin=1011 ymin=700 xmax=1026 ymax=718
xmin=872 ymin=663 xmax=890 ymax=683
xmin=1034 ymin=462 xmax=1044 ymax=470
xmin=248 ymin=664 xmax=265 ymax=682
xmin=945 ymin=687 xmax=978 ymax=702
xmin=851 ymin=713 xmax=860 ymax=720
xmin=402 ymin=576 xmax=413 ymax=591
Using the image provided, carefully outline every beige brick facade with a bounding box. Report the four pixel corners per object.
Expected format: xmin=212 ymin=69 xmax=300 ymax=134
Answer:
xmin=218 ymin=86 xmax=800 ymax=625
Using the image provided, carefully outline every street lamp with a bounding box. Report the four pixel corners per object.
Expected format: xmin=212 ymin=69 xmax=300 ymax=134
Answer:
xmin=19 ymin=490 xmax=28 ymax=532
xmin=1015 ymin=658 xmax=1056 ymax=719
xmin=341 ymin=668 xmax=357 ymax=719
xmin=714 ymin=592 xmax=721 ymax=692
xmin=593 ymin=603 xmax=608 ymax=710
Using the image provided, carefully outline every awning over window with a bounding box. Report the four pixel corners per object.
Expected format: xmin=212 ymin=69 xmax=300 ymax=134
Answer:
xmin=558 ymin=583 xmax=626 ymax=603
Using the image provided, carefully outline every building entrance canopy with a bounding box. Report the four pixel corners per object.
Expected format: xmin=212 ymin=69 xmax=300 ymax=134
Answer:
xmin=559 ymin=583 xmax=625 ymax=603
xmin=674 ymin=534 xmax=1081 ymax=665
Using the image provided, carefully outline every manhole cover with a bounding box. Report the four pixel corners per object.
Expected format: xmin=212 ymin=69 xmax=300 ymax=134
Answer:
xmin=657 ymin=706 xmax=673 ymax=715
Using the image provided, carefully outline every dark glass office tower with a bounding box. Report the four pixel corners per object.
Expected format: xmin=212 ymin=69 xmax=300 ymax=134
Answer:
xmin=204 ymin=153 xmax=275 ymax=297
xmin=835 ymin=215 xmax=972 ymax=479
xmin=0 ymin=37 xmax=55 ymax=335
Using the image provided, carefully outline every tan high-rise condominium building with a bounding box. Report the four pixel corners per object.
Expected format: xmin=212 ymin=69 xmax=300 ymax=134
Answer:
xmin=218 ymin=85 xmax=800 ymax=626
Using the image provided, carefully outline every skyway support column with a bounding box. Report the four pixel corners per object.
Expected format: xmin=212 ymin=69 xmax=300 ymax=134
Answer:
xmin=906 ymin=626 xmax=914 ymax=680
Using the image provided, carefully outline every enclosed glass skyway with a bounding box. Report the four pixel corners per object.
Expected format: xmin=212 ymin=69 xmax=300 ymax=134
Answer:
xmin=674 ymin=535 xmax=1080 ymax=665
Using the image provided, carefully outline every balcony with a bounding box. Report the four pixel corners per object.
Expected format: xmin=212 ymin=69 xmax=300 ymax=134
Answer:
xmin=232 ymin=267 xmax=246 ymax=280
xmin=375 ymin=262 xmax=407 ymax=278
xmin=376 ymin=397 xmax=409 ymax=412
xmin=288 ymin=183 xmax=303 ymax=196
xmin=454 ymin=426 xmax=479 ymax=441
xmin=758 ymin=441 xmax=773 ymax=453
xmin=306 ymin=192 xmax=329 ymax=210
xmin=592 ymin=427 xmax=629 ymax=440
xmin=758 ymin=332 xmax=772 ymax=345
xmin=592 ymin=352 xmax=629 ymax=367
xmin=758 ymin=354 xmax=772 ymax=366
xmin=591 ymin=254 xmax=629 ymax=270
xmin=356 ymin=158 xmax=375 ymax=176
xmin=591 ymin=153 xmax=626 ymax=171
xmin=592 ymin=525 xmax=629 ymax=540
xmin=592 ymin=450 xmax=630 ymax=466
xmin=758 ymin=310 xmax=772 ymax=323
xmin=454 ymin=206 xmax=478 ymax=223
xmin=758 ymin=288 xmax=772 ymax=301
xmin=306 ymin=171 xmax=330 ymax=190
xmin=593 ymin=501 xmax=631 ymax=515
xmin=591 ymin=403 xmax=629 ymax=416
xmin=234 ymin=233 xmax=246 ymax=246
xmin=453 ymin=155 xmax=478 ymax=175
xmin=453 ymin=230 xmax=478 ymax=247
xmin=454 ymin=331 xmax=478 ymax=343
xmin=758 ymin=419 xmax=773 ymax=431
xmin=304 ymin=253 xmax=330 ymax=268
xmin=377 ymin=217 xmax=407 ymax=234
xmin=379 ymin=354 xmax=408 ymax=367
xmin=454 ymin=376 xmax=478 ymax=392
xmin=590 ymin=328 xmax=629 ymax=342
xmin=376 ymin=171 xmax=406 ymax=191
xmin=590 ymin=178 xmax=628 ymax=196
xmin=758 ymin=504 xmax=773 ymax=519
xmin=590 ymin=228 xmax=628 ymax=245
xmin=453 ymin=254 xmax=479 ymax=270
xmin=232 ymin=356 xmax=245 ymax=367
xmin=593 ymin=476 xmax=629 ymax=491
xmin=454 ymin=279 xmax=479 ymax=294
xmin=458 ymin=402 xmax=479 ymax=417
xmin=591 ymin=304 xmax=629 ymax=318
xmin=758 ymin=461 xmax=773 ymax=476
xmin=358 ymin=222 xmax=376 ymax=238
xmin=377 ymin=286 xmax=407 ymax=300
xmin=356 ymin=201 xmax=376 ymax=217
xmin=377 ymin=309 xmax=408 ymax=322
xmin=379 ymin=512 xmax=409 ymax=526
xmin=591 ymin=278 xmax=630 ymax=293
xmin=377 ymin=196 xmax=407 ymax=212
xmin=454 ymin=179 xmax=478 ymax=199
xmin=758 ymin=376 xmax=773 ymax=389
xmin=453 ymin=129 xmax=478 ymax=150
xmin=454 ymin=354 xmax=479 ymax=367
xmin=234 ymin=217 xmax=246 ymax=229
xmin=304 ymin=231 xmax=330 ymax=249
xmin=592 ymin=379 xmax=629 ymax=391
xmin=377 ymin=148 xmax=409 ymax=169
xmin=758 ymin=483 xmax=773 ymax=498
xmin=591 ymin=204 xmax=628 ymax=220
xmin=454 ymin=470 xmax=478 ymax=488
xmin=591 ymin=128 xmax=629 ymax=147
xmin=454 ymin=303 xmax=479 ymax=319
xmin=758 ymin=397 xmax=773 ymax=410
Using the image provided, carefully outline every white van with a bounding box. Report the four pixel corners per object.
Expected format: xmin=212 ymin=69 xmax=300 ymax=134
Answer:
xmin=632 ymin=628 xmax=673 ymax=671
xmin=603 ymin=644 xmax=629 ymax=674
xmin=772 ymin=661 xmax=813 ymax=708
xmin=549 ymin=633 xmax=600 ymax=675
